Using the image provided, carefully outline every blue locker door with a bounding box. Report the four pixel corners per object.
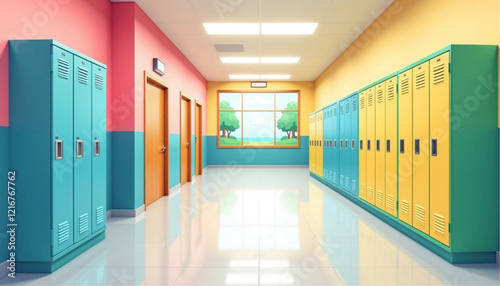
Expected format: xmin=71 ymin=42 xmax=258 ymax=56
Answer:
xmin=91 ymin=63 xmax=107 ymax=233
xmin=344 ymin=99 xmax=351 ymax=192
xmin=326 ymin=107 xmax=332 ymax=182
xmin=73 ymin=55 xmax=93 ymax=242
xmin=323 ymin=108 xmax=328 ymax=181
xmin=51 ymin=45 xmax=75 ymax=255
xmin=339 ymin=100 xmax=345 ymax=188
xmin=351 ymin=94 xmax=359 ymax=196
xmin=333 ymin=103 xmax=339 ymax=185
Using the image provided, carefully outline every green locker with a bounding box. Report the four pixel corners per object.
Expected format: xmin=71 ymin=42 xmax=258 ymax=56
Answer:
xmin=8 ymin=40 xmax=107 ymax=272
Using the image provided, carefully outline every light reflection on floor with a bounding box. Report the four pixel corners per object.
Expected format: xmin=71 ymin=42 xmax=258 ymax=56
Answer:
xmin=0 ymin=167 xmax=498 ymax=285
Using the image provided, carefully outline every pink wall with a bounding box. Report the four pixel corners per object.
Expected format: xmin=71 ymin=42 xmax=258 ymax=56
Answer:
xmin=0 ymin=0 xmax=112 ymax=127
xmin=133 ymin=4 xmax=207 ymax=134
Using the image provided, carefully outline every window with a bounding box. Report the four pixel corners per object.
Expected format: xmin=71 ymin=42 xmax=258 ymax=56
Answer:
xmin=218 ymin=91 xmax=300 ymax=148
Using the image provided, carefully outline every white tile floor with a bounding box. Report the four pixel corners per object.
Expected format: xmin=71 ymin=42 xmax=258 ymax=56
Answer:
xmin=1 ymin=167 xmax=499 ymax=285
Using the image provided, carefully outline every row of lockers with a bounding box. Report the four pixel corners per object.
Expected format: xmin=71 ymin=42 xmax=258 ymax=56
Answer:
xmin=309 ymin=45 xmax=498 ymax=263
xmin=9 ymin=40 xmax=107 ymax=271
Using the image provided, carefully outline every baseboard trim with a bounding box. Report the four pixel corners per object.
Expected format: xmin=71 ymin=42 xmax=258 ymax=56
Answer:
xmin=169 ymin=183 xmax=181 ymax=196
xmin=0 ymin=260 xmax=9 ymax=279
xmin=106 ymin=210 xmax=112 ymax=219
xmin=110 ymin=205 xmax=145 ymax=217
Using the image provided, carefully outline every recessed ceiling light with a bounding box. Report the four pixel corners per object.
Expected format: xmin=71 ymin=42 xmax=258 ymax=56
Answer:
xmin=229 ymin=75 xmax=260 ymax=80
xmin=261 ymin=57 xmax=300 ymax=64
xmin=260 ymin=75 xmax=291 ymax=80
xmin=220 ymin=57 xmax=260 ymax=64
xmin=203 ymin=23 xmax=259 ymax=35
xmin=261 ymin=23 xmax=318 ymax=35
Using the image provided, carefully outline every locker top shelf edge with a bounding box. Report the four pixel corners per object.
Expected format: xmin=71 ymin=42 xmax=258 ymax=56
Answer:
xmin=310 ymin=91 xmax=359 ymax=115
xmin=8 ymin=39 xmax=107 ymax=69
xmin=358 ymin=72 xmax=398 ymax=93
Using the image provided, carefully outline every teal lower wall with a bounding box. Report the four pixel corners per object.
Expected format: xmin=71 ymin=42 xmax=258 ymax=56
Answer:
xmin=207 ymin=135 xmax=309 ymax=165
xmin=0 ymin=126 xmax=8 ymax=262
xmin=107 ymin=132 xmax=112 ymax=211
xmin=203 ymin=135 xmax=208 ymax=168
xmin=192 ymin=135 xmax=196 ymax=177
xmin=169 ymin=133 xmax=181 ymax=188
xmin=111 ymin=131 xmax=144 ymax=210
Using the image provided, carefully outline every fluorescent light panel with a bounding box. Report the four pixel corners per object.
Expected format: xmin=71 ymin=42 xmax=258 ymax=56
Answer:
xmin=229 ymin=75 xmax=260 ymax=80
xmin=261 ymin=57 xmax=300 ymax=64
xmin=261 ymin=23 xmax=318 ymax=35
xmin=220 ymin=57 xmax=259 ymax=64
xmin=203 ymin=23 xmax=259 ymax=35
xmin=261 ymin=75 xmax=291 ymax=80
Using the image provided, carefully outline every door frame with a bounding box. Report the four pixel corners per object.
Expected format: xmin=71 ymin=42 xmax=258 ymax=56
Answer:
xmin=180 ymin=92 xmax=192 ymax=184
xmin=195 ymin=100 xmax=203 ymax=176
xmin=144 ymin=72 xmax=169 ymax=210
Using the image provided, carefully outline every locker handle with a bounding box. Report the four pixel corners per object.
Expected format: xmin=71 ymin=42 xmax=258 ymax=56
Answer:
xmin=345 ymin=139 xmax=348 ymax=149
xmin=55 ymin=140 xmax=63 ymax=160
xmin=340 ymin=140 xmax=343 ymax=148
xmin=367 ymin=140 xmax=371 ymax=151
xmin=351 ymin=139 xmax=355 ymax=150
xmin=415 ymin=139 xmax=420 ymax=155
xmin=360 ymin=140 xmax=363 ymax=150
xmin=400 ymin=139 xmax=404 ymax=154
xmin=334 ymin=140 xmax=337 ymax=148
xmin=319 ymin=140 xmax=322 ymax=147
xmin=376 ymin=140 xmax=380 ymax=152
xmin=76 ymin=140 xmax=84 ymax=158
xmin=432 ymin=139 xmax=437 ymax=156
xmin=94 ymin=140 xmax=100 ymax=157
xmin=387 ymin=139 xmax=390 ymax=153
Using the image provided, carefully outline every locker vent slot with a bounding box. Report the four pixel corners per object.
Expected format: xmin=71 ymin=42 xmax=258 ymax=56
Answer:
xmin=96 ymin=206 xmax=104 ymax=225
xmin=352 ymin=180 xmax=357 ymax=192
xmin=346 ymin=103 xmax=350 ymax=113
xmin=57 ymin=58 xmax=69 ymax=79
xmin=58 ymin=221 xmax=70 ymax=244
xmin=79 ymin=213 xmax=89 ymax=234
xmin=433 ymin=213 xmax=445 ymax=234
xmin=368 ymin=93 xmax=373 ymax=106
xmin=387 ymin=195 xmax=395 ymax=210
xmin=401 ymin=200 xmax=409 ymax=215
xmin=95 ymin=73 xmax=104 ymax=90
xmin=376 ymin=190 xmax=383 ymax=205
xmin=78 ymin=66 xmax=89 ymax=85
xmin=367 ymin=187 xmax=374 ymax=200
xmin=352 ymin=100 xmax=357 ymax=111
xmin=415 ymin=204 xmax=426 ymax=225
xmin=415 ymin=71 xmax=426 ymax=89
xmin=377 ymin=89 xmax=383 ymax=103
xmin=360 ymin=96 xmax=365 ymax=109
xmin=401 ymin=78 xmax=410 ymax=94
xmin=387 ymin=85 xmax=395 ymax=100
xmin=433 ymin=63 xmax=445 ymax=84
xmin=360 ymin=184 xmax=365 ymax=196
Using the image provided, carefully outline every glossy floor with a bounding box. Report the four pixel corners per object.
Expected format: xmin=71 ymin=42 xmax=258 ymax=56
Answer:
xmin=1 ymin=167 xmax=499 ymax=285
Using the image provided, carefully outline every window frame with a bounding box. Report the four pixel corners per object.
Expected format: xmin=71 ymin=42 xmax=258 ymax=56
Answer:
xmin=217 ymin=90 xmax=301 ymax=149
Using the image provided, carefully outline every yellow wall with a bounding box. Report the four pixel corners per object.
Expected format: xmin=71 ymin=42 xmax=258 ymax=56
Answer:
xmin=207 ymin=81 xmax=315 ymax=136
xmin=315 ymin=0 xmax=500 ymax=124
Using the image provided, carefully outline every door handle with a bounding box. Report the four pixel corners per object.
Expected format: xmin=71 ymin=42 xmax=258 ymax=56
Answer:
xmin=161 ymin=145 xmax=166 ymax=153
xmin=186 ymin=142 xmax=190 ymax=148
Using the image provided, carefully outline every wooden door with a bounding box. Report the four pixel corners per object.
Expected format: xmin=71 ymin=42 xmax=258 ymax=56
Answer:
xmin=180 ymin=95 xmax=192 ymax=185
xmin=145 ymin=78 xmax=168 ymax=208
xmin=195 ymin=103 xmax=202 ymax=175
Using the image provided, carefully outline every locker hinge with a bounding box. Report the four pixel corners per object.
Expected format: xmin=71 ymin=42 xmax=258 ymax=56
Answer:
xmin=396 ymin=200 xmax=398 ymax=210
xmin=448 ymin=63 xmax=451 ymax=73
xmin=448 ymin=223 xmax=451 ymax=233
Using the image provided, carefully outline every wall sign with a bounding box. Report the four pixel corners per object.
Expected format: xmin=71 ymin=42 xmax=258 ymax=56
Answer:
xmin=153 ymin=58 xmax=165 ymax=76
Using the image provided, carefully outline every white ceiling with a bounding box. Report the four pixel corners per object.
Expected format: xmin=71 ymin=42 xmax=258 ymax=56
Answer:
xmin=111 ymin=0 xmax=394 ymax=81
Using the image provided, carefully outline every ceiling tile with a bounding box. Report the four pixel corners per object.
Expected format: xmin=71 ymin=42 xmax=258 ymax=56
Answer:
xmin=135 ymin=0 xmax=199 ymax=23
xmin=156 ymin=22 xmax=206 ymax=35
xmin=260 ymin=0 xmax=333 ymax=22
xmin=322 ymin=0 xmax=393 ymax=22
xmin=189 ymin=0 xmax=261 ymax=22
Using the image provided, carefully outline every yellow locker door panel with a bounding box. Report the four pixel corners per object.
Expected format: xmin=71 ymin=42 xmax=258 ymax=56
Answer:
xmin=385 ymin=77 xmax=398 ymax=217
xmin=412 ymin=62 xmax=430 ymax=235
xmin=375 ymin=82 xmax=386 ymax=210
xmin=429 ymin=52 xmax=450 ymax=246
xmin=316 ymin=111 xmax=324 ymax=177
xmin=359 ymin=91 xmax=367 ymax=200
xmin=366 ymin=87 xmax=376 ymax=205
xmin=398 ymin=70 xmax=413 ymax=225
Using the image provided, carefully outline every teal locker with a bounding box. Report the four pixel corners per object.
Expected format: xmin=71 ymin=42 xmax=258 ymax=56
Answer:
xmin=92 ymin=63 xmax=107 ymax=232
xmin=344 ymin=99 xmax=351 ymax=192
xmin=73 ymin=56 xmax=93 ymax=242
xmin=8 ymin=40 xmax=106 ymax=272
xmin=323 ymin=107 xmax=328 ymax=181
xmin=332 ymin=103 xmax=339 ymax=185
xmin=51 ymin=45 xmax=75 ymax=255
xmin=326 ymin=106 xmax=333 ymax=182
xmin=351 ymin=94 xmax=359 ymax=196
xmin=339 ymin=100 xmax=345 ymax=188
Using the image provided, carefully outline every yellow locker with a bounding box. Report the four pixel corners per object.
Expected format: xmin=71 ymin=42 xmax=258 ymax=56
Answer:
xmin=385 ymin=77 xmax=398 ymax=217
xmin=375 ymin=82 xmax=386 ymax=210
xmin=366 ymin=87 xmax=375 ymax=205
xmin=316 ymin=111 xmax=324 ymax=177
xmin=429 ymin=52 xmax=450 ymax=246
xmin=412 ymin=62 xmax=430 ymax=234
xmin=309 ymin=114 xmax=316 ymax=173
xmin=359 ymin=91 xmax=367 ymax=201
xmin=398 ymin=70 xmax=413 ymax=225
